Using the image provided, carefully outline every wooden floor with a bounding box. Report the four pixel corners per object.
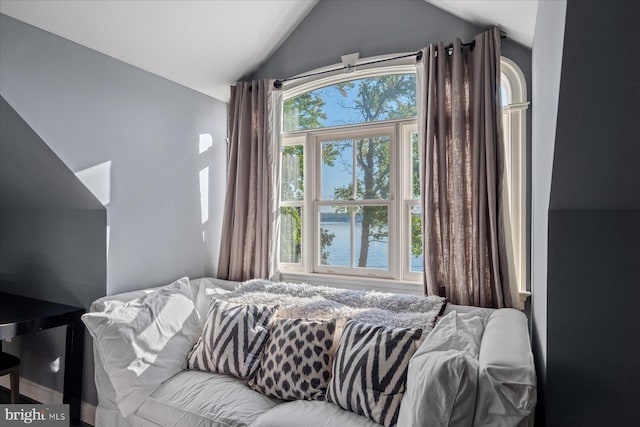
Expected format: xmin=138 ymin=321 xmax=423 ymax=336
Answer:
xmin=0 ymin=386 xmax=92 ymax=426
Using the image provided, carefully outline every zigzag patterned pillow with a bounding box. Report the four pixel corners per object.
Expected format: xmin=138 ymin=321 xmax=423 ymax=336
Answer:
xmin=187 ymin=299 xmax=276 ymax=380
xmin=326 ymin=319 xmax=423 ymax=427
xmin=250 ymin=318 xmax=336 ymax=400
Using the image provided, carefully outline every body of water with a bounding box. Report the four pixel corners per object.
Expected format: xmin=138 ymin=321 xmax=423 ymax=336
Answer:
xmin=321 ymin=222 xmax=423 ymax=272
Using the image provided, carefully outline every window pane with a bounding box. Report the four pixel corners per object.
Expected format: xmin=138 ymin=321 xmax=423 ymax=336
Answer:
xmin=356 ymin=137 xmax=390 ymax=200
xmin=354 ymin=205 xmax=388 ymax=270
xmin=321 ymin=140 xmax=353 ymax=200
xmin=500 ymin=80 xmax=509 ymax=106
xmin=281 ymin=145 xmax=304 ymax=201
xmin=410 ymin=205 xmax=423 ymax=273
xmin=411 ymin=132 xmax=420 ymax=198
xmin=284 ymin=74 xmax=416 ymax=132
xmin=280 ymin=207 xmax=302 ymax=263
xmin=319 ymin=205 xmax=351 ymax=267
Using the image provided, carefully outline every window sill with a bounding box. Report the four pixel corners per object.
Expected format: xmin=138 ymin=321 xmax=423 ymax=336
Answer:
xmin=278 ymin=272 xmax=424 ymax=295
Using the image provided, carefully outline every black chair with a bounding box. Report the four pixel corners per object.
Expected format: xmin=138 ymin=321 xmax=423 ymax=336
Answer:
xmin=0 ymin=351 xmax=20 ymax=403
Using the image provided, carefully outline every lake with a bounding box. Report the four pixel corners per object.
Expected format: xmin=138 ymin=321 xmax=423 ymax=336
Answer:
xmin=321 ymin=222 xmax=423 ymax=272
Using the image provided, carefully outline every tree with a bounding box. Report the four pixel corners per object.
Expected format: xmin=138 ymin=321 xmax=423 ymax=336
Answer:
xmin=330 ymin=75 xmax=417 ymax=267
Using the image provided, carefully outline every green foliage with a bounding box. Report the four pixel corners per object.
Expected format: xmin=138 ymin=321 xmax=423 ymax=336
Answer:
xmin=280 ymin=207 xmax=302 ymax=263
xmin=411 ymin=208 xmax=423 ymax=259
xmin=281 ymin=145 xmax=304 ymax=201
xmin=283 ymin=93 xmax=327 ymax=131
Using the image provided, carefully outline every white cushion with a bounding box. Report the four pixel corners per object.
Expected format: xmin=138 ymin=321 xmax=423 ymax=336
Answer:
xmin=398 ymin=350 xmax=478 ymax=427
xmin=252 ymin=400 xmax=380 ymax=427
xmin=397 ymin=310 xmax=488 ymax=427
xmin=421 ymin=310 xmax=489 ymax=357
xmin=82 ymin=277 xmax=202 ymax=417
xmin=473 ymin=309 xmax=536 ymax=426
xmin=136 ymin=370 xmax=280 ymax=427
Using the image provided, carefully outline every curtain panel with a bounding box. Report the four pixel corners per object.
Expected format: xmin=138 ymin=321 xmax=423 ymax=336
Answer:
xmin=218 ymin=80 xmax=282 ymax=282
xmin=417 ymin=28 xmax=513 ymax=308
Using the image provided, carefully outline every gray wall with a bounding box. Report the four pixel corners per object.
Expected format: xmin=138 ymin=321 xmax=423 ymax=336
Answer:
xmin=0 ymin=96 xmax=107 ymax=406
xmin=544 ymin=1 xmax=640 ymax=425
xmin=530 ymin=0 xmax=567 ymax=422
xmin=254 ymin=0 xmax=531 ymax=93
xmin=0 ymin=14 xmax=227 ymax=406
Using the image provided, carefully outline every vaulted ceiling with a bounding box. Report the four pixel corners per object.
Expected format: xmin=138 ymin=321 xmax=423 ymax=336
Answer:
xmin=0 ymin=0 xmax=537 ymax=102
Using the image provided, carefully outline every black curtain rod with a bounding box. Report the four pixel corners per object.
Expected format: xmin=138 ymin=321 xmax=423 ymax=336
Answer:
xmin=273 ymin=32 xmax=506 ymax=89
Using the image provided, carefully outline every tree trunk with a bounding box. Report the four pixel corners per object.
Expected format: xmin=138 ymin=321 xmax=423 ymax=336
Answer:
xmin=358 ymin=215 xmax=371 ymax=267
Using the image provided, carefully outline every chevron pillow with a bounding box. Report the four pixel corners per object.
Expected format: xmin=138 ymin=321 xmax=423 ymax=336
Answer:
xmin=187 ymin=300 xmax=276 ymax=380
xmin=326 ymin=319 xmax=423 ymax=427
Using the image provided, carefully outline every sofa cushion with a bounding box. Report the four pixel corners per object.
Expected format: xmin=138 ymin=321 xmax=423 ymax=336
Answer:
xmin=136 ymin=370 xmax=281 ymax=427
xmin=396 ymin=310 xmax=486 ymax=427
xmin=397 ymin=349 xmax=479 ymax=427
xmin=473 ymin=309 xmax=536 ymax=426
xmin=421 ymin=310 xmax=489 ymax=357
xmin=252 ymin=400 xmax=381 ymax=427
xmin=82 ymin=277 xmax=202 ymax=418
xmin=187 ymin=300 xmax=276 ymax=380
xmin=326 ymin=319 xmax=422 ymax=427
xmin=250 ymin=318 xmax=336 ymax=400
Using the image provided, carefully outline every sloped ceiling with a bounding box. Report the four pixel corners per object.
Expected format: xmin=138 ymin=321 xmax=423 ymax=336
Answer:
xmin=0 ymin=0 xmax=318 ymax=102
xmin=426 ymin=0 xmax=537 ymax=47
xmin=0 ymin=0 xmax=536 ymax=102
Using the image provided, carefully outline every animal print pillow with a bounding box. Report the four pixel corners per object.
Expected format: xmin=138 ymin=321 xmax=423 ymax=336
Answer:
xmin=187 ymin=300 xmax=276 ymax=380
xmin=326 ymin=319 xmax=422 ymax=427
xmin=250 ymin=318 xmax=336 ymax=400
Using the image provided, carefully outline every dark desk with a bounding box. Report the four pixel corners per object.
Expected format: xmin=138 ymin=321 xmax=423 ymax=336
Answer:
xmin=0 ymin=292 xmax=85 ymax=426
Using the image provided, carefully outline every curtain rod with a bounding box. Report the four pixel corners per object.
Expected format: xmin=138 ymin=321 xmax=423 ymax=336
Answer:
xmin=273 ymin=31 xmax=506 ymax=89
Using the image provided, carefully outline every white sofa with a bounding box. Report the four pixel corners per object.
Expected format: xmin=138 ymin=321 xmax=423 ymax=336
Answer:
xmin=88 ymin=278 xmax=536 ymax=427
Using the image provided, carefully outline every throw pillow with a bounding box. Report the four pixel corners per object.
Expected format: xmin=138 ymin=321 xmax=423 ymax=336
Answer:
xmin=187 ymin=299 xmax=276 ymax=380
xmin=82 ymin=277 xmax=202 ymax=417
xmin=326 ymin=319 xmax=422 ymax=427
xmin=250 ymin=318 xmax=336 ymax=400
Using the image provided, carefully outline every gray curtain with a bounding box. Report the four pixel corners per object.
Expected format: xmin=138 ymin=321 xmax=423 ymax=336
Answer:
xmin=417 ymin=28 xmax=512 ymax=308
xmin=218 ymin=80 xmax=280 ymax=282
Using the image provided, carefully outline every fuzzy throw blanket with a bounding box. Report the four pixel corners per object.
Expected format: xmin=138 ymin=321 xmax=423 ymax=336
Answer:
xmin=219 ymin=279 xmax=446 ymax=335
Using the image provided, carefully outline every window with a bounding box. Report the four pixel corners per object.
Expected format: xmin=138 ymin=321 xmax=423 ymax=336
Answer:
xmin=279 ymin=58 xmax=528 ymax=296
xmin=499 ymin=57 xmax=530 ymax=307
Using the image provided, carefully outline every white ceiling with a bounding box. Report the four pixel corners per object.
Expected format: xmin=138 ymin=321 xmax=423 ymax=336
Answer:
xmin=0 ymin=0 xmax=318 ymax=102
xmin=0 ymin=0 xmax=536 ymax=103
xmin=427 ymin=0 xmax=538 ymax=47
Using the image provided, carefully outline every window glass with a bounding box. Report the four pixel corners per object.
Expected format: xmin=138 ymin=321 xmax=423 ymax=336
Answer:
xmin=281 ymin=145 xmax=304 ymax=201
xmin=284 ymin=74 xmax=416 ymax=132
xmin=410 ymin=205 xmax=423 ymax=273
xmin=280 ymin=207 xmax=302 ymax=263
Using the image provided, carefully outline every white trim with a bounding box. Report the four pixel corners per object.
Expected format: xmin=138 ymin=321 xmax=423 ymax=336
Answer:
xmin=0 ymin=376 xmax=96 ymax=426
xmin=500 ymin=56 xmax=530 ymax=309
xmin=280 ymin=272 xmax=423 ymax=295
xmin=500 ymin=56 xmax=528 ymax=103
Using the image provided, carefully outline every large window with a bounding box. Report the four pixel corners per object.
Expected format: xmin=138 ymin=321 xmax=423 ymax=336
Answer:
xmin=279 ymin=59 xmax=528 ymax=297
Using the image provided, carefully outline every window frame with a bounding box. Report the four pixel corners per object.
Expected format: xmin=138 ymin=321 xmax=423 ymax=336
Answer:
xmin=499 ymin=56 xmax=530 ymax=308
xmin=277 ymin=55 xmax=529 ymax=300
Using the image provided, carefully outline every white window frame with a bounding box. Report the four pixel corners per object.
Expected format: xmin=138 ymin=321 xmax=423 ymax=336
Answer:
xmin=278 ymin=55 xmax=529 ymax=300
xmin=500 ymin=56 xmax=530 ymax=308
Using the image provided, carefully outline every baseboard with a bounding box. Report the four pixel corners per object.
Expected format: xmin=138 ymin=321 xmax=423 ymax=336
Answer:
xmin=0 ymin=376 xmax=96 ymax=426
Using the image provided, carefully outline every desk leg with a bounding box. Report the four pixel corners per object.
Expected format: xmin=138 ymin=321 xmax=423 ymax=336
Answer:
xmin=63 ymin=318 xmax=84 ymax=426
